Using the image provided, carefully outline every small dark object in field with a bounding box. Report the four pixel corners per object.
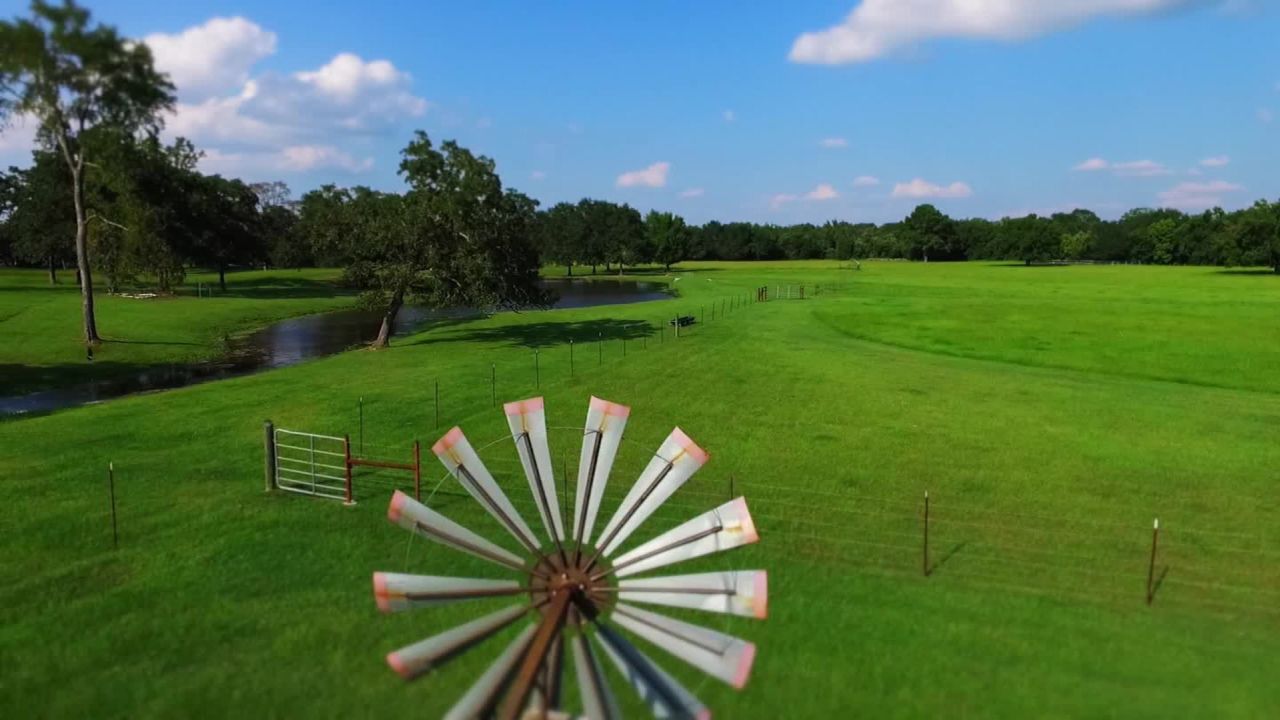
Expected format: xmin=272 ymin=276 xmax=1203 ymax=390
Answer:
xmin=669 ymin=315 xmax=696 ymax=327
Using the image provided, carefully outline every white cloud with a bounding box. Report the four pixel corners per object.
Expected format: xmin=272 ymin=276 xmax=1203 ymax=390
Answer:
xmin=1112 ymin=159 xmax=1171 ymax=177
xmin=144 ymin=17 xmax=427 ymax=178
xmin=820 ymin=137 xmax=848 ymax=149
xmin=892 ymin=178 xmax=973 ymax=199
xmin=770 ymin=193 xmax=799 ymax=209
xmin=1157 ymin=180 xmax=1244 ymax=210
xmin=530 ymin=170 xmax=547 ymax=181
xmin=790 ymin=0 xmax=1193 ymax=65
xmin=0 ymin=113 xmax=38 ymax=160
xmin=144 ymin=17 xmax=277 ymax=100
xmin=852 ymin=175 xmax=881 ymax=187
xmin=722 ymin=110 xmax=736 ymax=123
xmin=1073 ymin=157 xmax=1110 ymax=171
xmin=616 ymin=161 xmax=670 ymax=188
xmin=680 ymin=187 xmax=705 ymax=198
xmin=806 ymin=183 xmax=840 ymax=200
xmin=1072 ymin=157 xmax=1171 ymax=176
xmin=1187 ymin=167 xmax=1203 ymax=176
xmin=201 ymin=145 xmax=373 ymax=175
xmin=1200 ymin=155 xmax=1230 ymax=167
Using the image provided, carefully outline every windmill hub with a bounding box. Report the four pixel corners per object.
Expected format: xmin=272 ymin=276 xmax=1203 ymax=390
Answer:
xmin=530 ymin=552 xmax=614 ymax=618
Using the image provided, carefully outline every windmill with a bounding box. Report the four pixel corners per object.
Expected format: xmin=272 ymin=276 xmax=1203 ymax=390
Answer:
xmin=373 ymin=395 xmax=766 ymax=719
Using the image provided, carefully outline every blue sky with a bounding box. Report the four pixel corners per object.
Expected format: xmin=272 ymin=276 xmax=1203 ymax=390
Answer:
xmin=1 ymin=0 xmax=1277 ymax=224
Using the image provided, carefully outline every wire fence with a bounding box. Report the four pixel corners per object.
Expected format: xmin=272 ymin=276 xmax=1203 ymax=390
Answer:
xmin=268 ymin=278 xmax=1279 ymax=624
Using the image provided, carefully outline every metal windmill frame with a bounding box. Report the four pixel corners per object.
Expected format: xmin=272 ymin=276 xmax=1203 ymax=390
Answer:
xmin=373 ymin=395 xmax=766 ymax=719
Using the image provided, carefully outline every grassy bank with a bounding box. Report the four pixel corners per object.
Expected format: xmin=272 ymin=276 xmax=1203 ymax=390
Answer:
xmin=0 ymin=267 xmax=352 ymax=396
xmin=1 ymin=261 xmax=1277 ymax=718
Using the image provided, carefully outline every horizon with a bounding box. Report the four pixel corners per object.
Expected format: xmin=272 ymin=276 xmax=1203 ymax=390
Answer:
xmin=0 ymin=0 xmax=1277 ymax=224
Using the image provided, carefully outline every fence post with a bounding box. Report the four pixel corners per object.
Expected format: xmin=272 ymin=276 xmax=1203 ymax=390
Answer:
xmin=570 ymin=340 xmax=575 ymax=377
xmin=358 ymin=396 xmax=364 ymax=455
xmin=923 ymin=490 xmax=930 ymax=577
xmin=491 ymin=363 xmax=497 ymax=407
xmin=264 ymin=420 xmax=276 ymax=492
xmin=534 ymin=350 xmax=540 ymax=389
xmin=413 ymin=440 xmax=422 ymax=502
xmin=343 ymin=434 xmax=355 ymax=505
xmin=598 ymin=333 xmax=603 ymax=365
xmin=1147 ymin=518 xmax=1160 ymax=605
xmin=108 ymin=461 xmax=118 ymax=549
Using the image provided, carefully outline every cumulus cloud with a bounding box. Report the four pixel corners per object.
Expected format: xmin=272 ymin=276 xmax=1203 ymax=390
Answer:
xmin=1157 ymin=180 xmax=1244 ymax=210
xmin=1200 ymin=155 xmax=1230 ymax=167
xmin=790 ymin=0 xmax=1195 ymax=65
xmin=143 ymin=17 xmax=427 ymax=177
xmin=201 ymin=145 xmax=374 ymax=175
xmin=616 ymin=161 xmax=670 ymax=188
xmin=680 ymin=187 xmax=705 ymax=198
xmin=819 ymin=137 xmax=848 ymax=149
xmin=1072 ymin=158 xmax=1171 ymax=176
xmin=852 ymin=175 xmax=881 ymax=187
xmin=0 ymin=113 xmax=38 ymax=160
xmin=770 ymin=193 xmax=799 ymax=209
xmin=806 ymin=183 xmax=840 ymax=200
xmin=892 ymin=178 xmax=973 ymax=199
xmin=144 ymin=17 xmax=277 ymax=100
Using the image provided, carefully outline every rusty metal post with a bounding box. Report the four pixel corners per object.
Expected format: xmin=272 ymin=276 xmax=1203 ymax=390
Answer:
xmin=263 ymin=420 xmax=276 ymax=492
xmin=1147 ymin=518 xmax=1160 ymax=605
xmin=358 ymin=396 xmax=364 ymax=455
xmin=343 ymin=434 xmax=355 ymax=505
xmin=569 ymin=339 xmax=574 ymax=377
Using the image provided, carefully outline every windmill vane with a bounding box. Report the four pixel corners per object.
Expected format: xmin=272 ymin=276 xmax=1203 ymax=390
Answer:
xmin=372 ymin=395 xmax=766 ymax=719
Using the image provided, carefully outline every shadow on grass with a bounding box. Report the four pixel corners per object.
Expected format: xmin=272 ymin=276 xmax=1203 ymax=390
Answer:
xmin=1214 ymin=269 xmax=1278 ymax=276
xmin=408 ymin=318 xmax=657 ymax=350
xmin=198 ymin=276 xmax=353 ymax=300
xmin=926 ymin=541 xmax=966 ymax=577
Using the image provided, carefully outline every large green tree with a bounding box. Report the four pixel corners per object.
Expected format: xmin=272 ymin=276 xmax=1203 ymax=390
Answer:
xmin=646 ymin=210 xmax=689 ymax=270
xmin=310 ymin=132 xmax=549 ymax=347
xmin=0 ymin=0 xmax=174 ymax=343
xmin=903 ymin=204 xmax=959 ymax=262
xmin=1 ymin=154 xmax=75 ymax=282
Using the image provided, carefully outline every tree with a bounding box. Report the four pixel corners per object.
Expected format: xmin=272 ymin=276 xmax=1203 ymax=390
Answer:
xmin=902 ymin=204 xmax=959 ymax=262
xmin=646 ymin=210 xmax=689 ymax=270
xmin=2 ymin=154 xmax=75 ymax=282
xmin=1228 ymin=200 xmax=1280 ymax=273
xmin=317 ymin=132 xmax=550 ymax=348
xmin=1060 ymin=230 xmax=1093 ymax=262
xmin=187 ymin=174 xmax=265 ymax=290
xmin=0 ymin=0 xmax=174 ymax=343
xmin=538 ymin=202 xmax=585 ymax=276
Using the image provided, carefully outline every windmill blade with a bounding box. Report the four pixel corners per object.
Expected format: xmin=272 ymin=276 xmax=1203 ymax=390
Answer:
xmin=387 ymin=490 xmax=526 ymax=573
xmin=574 ymin=396 xmax=630 ymax=547
xmin=596 ymin=428 xmax=709 ymax=558
xmin=443 ymin=624 xmax=537 ymax=720
xmin=386 ymin=604 xmax=529 ymax=681
xmin=372 ymin=572 xmax=523 ymax=613
xmin=618 ymin=571 xmax=767 ymax=619
xmin=595 ymin=622 xmax=709 ymax=720
xmin=612 ymin=603 xmax=756 ymax=689
xmin=433 ymin=426 xmax=542 ymax=556
xmin=505 ymin=397 xmax=566 ymax=546
xmin=610 ymin=497 xmax=758 ymax=579
xmin=572 ymin=630 xmax=621 ymax=720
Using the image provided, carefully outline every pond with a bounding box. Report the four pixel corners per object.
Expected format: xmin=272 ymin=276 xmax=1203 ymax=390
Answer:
xmin=0 ymin=277 xmax=669 ymax=417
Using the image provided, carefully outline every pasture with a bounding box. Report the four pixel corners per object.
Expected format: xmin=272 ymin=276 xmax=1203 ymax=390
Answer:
xmin=1 ymin=261 xmax=1278 ymax=718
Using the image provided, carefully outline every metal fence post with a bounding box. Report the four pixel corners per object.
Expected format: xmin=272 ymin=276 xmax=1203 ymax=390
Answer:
xmin=343 ymin=434 xmax=354 ymax=505
xmin=570 ymin=339 xmax=575 ymax=377
xmin=535 ymin=349 xmax=540 ymax=389
xmin=264 ymin=420 xmax=276 ymax=492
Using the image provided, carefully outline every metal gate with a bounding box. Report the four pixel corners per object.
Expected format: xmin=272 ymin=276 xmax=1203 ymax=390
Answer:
xmin=273 ymin=427 xmax=352 ymax=502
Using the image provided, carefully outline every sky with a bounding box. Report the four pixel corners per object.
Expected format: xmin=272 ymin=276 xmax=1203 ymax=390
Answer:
xmin=1 ymin=0 xmax=1277 ymax=224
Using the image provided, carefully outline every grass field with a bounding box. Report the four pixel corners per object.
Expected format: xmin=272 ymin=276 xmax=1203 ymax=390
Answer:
xmin=0 ymin=268 xmax=352 ymax=396
xmin=2 ymin=261 xmax=1278 ymax=718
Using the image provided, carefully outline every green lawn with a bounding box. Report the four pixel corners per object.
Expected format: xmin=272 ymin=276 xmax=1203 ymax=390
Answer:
xmin=0 ymin=267 xmax=353 ymax=396
xmin=1 ymin=261 xmax=1278 ymax=718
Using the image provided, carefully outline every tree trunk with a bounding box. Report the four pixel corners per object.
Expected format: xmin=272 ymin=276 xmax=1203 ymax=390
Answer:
xmin=566 ymin=264 xmax=573 ymax=276
xmin=48 ymin=255 xmax=57 ymax=285
xmin=219 ymin=265 xmax=227 ymax=291
xmin=371 ymin=290 xmax=405 ymax=349
xmin=591 ymin=264 xmax=596 ymax=275
xmin=70 ymin=163 xmax=100 ymax=344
